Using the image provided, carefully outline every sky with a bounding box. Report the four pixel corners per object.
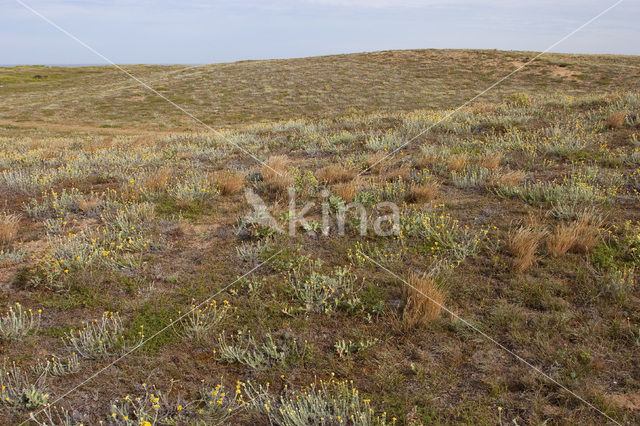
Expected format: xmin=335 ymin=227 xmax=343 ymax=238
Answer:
xmin=0 ymin=0 xmax=638 ymax=65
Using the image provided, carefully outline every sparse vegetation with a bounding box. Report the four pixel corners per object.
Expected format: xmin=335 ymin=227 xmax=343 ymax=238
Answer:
xmin=1 ymin=50 xmax=640 ymax=424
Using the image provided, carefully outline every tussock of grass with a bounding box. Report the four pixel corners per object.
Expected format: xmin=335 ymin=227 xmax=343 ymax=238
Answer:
xmin=606 ymin=111 xmax=626 ymax=129
xmin=488 ymin=169 xmax=526 ymax=189
xmin=333 ymin=179 xmax=359 ymax=202
xmin=262 ymin=155 xmax=294 ymax=193
xmin=0 ymin=212 xmax=20 ymax=245
xmin=547 ymin=211 xmax=602 ymax=256
xmin=508 ymin=226 xmax=546 ymax=272
xmin=446 ymin=153 xmax=468 ymax=172
xmin=402 ymin=272 xmax=446 ymax=328
xmin=316 ymin=163 xmax=356 ymax=184
xmin=479 ymin=151 xmax=503 ymax=170
xmin=212 ymin=170 xmax=245 ymax=195
xmin=408 ymin=181 xmax=439 ymax=202
xmin=140 ymin=167 xmax=173 ymax=194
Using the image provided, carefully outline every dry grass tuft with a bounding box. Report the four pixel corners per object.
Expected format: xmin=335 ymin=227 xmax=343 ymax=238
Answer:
xmin=366 ymin=152 xmax=392 ymax=174
xmin=488 ymin=169 xmax=526 ymax=189
xmin=408 ymin=182 xmax=439 ymax=202
xmin=382 ymin=165 xmax=411 ymax=181
xmin=212 ymin=170 xmax=245 ymax=195
xmin=0 ymin=212 xmax=20 ymax=245
xmin=84 ymin=137 xmax=114 ymax=152
xmin=479 ymin=151 xmax=503 ymax=171
xmin=142 ymin=168 xmax=173 ymax=193
xmin=547 ymin=211 xmax=602 ymax=256
xmin=77 ymin=196 xmax=102 ymax=214
xmin=402 ymin=273 xmax=446 ymax=328
xmin=333 ymin=179 xmax=359 ymax=202
xmin=606 ymin=111 xmax=626 ymax=129
xmin=262 ymin=155 xmax=294 ymax=192
xmin=415 ymin=152 xmax=438 ymax=169
xmin=508 ymin=226 xmax=546 ymax=272
xmin=446 ymin=154 xmax=468 ymax=172
xmin=316 ymin=164 xmax=356 ymax=184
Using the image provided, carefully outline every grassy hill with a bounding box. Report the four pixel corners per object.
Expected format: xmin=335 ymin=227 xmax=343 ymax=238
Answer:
xmin=0 ymin=50 xmax=640 ymax=424
xmin=1 ymin=49 xmax=640 ymax=131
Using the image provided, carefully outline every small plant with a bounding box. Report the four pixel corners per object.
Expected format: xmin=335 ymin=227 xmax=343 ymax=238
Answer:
xmin=302 ymin=220 xmax=323 ymax=234
xmin=198 ymin=381 xmax=245 ymax=423
xmin=479 ymin=151 xmax=503 ymax=171
xmin=348 ymin=240 xmax=405 ymax=268
xmin=293 ymin=168 xmax=319 ymax=198
xmin=110 ymin=382 xmax=182 ymax=425
xmin=236 ymin=239 xmax=272 ymax=267
xmin=168 ymin=171 xmax=219 ymax=204
xmin=603 ymin=266 xmax=635 ymax=304
xmin=0 ymin=302 xmax=41 ymax=340
xmin=215 ymin=331 xmax=302 ymax=369
xmin=64 ymin=311 xmax=134 ymax=359
xmin=0 ymin=248 xmax=26 ymax=267
xmin=508 ymin=92 xmax=531 ymax=107
xmin=289 ymin=262 xmax=359 ymax=313
xmin=365 ymin=132 xmax=403 ymax=152
xmin=244 ymin=379 xmax=392 ymax=425
xmin=32 ymin=353 xmax=80 ymax=377
xmin=451 ymin=166 xmax=490 ymax=189
xmin=334 ymin=338 xmax=378 ymax=358
xmin=29 ymin=404 xmax=74 ymax=426
xmin=177 ymin=299 xmax=233 ymax=340
xmin=0 ymin=363 xmax=49 ymax=409
xmin=402 ymin=273 xmax=446 ymax=328
xmin=400 ymin=206 xmax=485 ymax=268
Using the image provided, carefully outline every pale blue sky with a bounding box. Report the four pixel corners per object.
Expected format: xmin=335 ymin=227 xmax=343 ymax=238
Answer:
xmin=1 ymin=0 xmax=638 ymax=65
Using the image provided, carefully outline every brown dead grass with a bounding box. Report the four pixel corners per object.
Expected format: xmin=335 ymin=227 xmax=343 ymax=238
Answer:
xmin=547 ymin=212 xmax=602 ymax=256
xmin=488 ymin=170 xmax=526 ymax=188
xmin=606 ymin=111 xmax=626 ymax=129
xmin=0 ymin=213 xmax=20 ymax=245
xmin=366 ymin=152 xmax=392 ymax=174
xmin=212 ymin=170 xmax=245 ymax=195
xmin=77 ymin=196 xmax=103 ymax=214
xmin=415 ymin=152 xmax=439 ymax=169
xmin=382 ymin=165 xmax=411 ymax=181
xmin=333 ymin=179 xmax=359 ymax=202
xmin=262 ymin=155 xmax=294 ymax=192
xmin=402 ymin=272 xmax=446 ymax=328
xmin=142 ymin=168 xmax=173 ymax=193
xmin=479 ymin=151 xmax=503 ymax=171
xmin=409 ymin=182 xmax=439 ymax=202
xmin=447 ymin=154 xmax=468 ymax=172
xmin=316 ymin=164 xmax=356 ymax=184
xmin=508 ymin=226 xmax=546 ymax=273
